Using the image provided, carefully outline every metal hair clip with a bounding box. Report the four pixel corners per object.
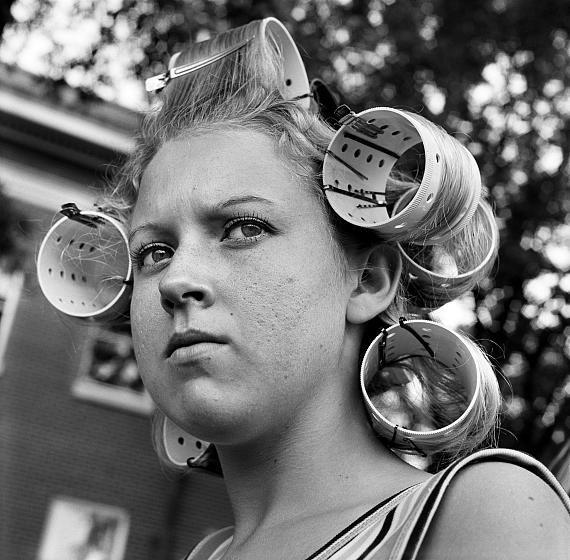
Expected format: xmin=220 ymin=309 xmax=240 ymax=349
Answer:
xmin=145 ymin=37 xmax=253 ymax=93
xmin=332 ymin=104 xmax=357 ymax=127
xmin=60 ymin=202 xmax=106 ymax=228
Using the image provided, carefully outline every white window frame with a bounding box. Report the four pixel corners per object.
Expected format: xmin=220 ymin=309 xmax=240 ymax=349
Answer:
xmin=38 ymin=495 xmax=130 ymax=560
xmin=72 ymin=325 xmax=154 ymax=416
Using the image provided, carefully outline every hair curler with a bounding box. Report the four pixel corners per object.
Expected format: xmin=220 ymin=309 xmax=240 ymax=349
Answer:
xmin=162 ymin=416 xmax=209 ymax=466
xmin=323 ymin=106 xmax=445 ymax=236
xmin=400 ymin=200 xmax=498 ymax=308
xmin=261 ymin=18 xmax=311 ymax=109
xmin=146 ymin=18 xmax=311 ymax=110
xmin=37 ymin=203 xmax=132 ymax=320
xmin=162 ymin=416 xmax=222 ymax=474
xmin=360 ymin=318 xmax=482 ymax=455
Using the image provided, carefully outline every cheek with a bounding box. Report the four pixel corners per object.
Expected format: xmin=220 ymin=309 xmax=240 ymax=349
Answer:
xmin=130 ymin=282 xmax=163 ymax=368
xmin=130 ymin=283 xmax=150 ymax=337
xmin=230 ymin=242 xmax=348 ymax=358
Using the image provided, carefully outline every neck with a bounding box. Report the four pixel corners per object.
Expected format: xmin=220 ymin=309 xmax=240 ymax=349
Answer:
xmin=215 ymin=376 xmax=427 ymax=542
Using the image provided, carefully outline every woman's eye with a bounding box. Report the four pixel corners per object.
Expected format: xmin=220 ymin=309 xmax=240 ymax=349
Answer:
xmin=224 ymin=218 xmax=268 ymax=241
xmin=146 ymin=247 xmax=172 ymax=264
xmin=133 ymin=244 xmax=173 ymax=268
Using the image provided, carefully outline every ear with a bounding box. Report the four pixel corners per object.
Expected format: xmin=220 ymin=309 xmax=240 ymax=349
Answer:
xmin=346 ymin=245 xmax=402 ymax=325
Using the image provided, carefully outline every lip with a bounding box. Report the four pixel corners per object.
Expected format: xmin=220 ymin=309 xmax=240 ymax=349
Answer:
xmin=168 ymin=341 xmax=226 ymax=365
xmin=164 ymin=329 xmax=228 ymax=362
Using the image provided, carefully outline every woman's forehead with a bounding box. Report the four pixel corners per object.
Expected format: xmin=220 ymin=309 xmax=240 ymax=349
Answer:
xmin=133 ymin=128 xmax=318 ymax=223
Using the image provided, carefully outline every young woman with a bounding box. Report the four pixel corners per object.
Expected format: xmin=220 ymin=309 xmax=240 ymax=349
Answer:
xmin=39 ymin=17 xmax=570 ymax=560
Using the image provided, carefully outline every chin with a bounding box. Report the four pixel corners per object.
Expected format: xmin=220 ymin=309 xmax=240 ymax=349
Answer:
xmin=163 ymin=388 xmax=265 ymax=445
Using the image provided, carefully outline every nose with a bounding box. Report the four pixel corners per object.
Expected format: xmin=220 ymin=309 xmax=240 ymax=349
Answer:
xmin=158 ymin=254 xmax=216 ymax=315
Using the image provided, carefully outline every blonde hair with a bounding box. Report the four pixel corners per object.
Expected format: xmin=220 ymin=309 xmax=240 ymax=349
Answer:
xmin=106 ymin=19 xmax=501 ymax=467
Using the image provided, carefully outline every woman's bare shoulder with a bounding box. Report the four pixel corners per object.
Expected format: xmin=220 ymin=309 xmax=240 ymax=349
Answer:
xmin=419 ymin=460 xmax=570 ymax=560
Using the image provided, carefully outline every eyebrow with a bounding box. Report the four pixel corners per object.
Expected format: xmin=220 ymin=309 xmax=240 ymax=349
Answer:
xmin=215 ymin=195 xmax=275 ymax=210
xmin=128 ymin=194 xmax=275 ymax=244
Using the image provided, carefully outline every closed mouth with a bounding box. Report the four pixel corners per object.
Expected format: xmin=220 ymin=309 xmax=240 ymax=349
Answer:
xmin=164 ymin=329 xmax=227 ymax=359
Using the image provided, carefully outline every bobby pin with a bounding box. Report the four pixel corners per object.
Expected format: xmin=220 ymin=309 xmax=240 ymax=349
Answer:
xmin=323 ymin=185 xmax=382 ymax=206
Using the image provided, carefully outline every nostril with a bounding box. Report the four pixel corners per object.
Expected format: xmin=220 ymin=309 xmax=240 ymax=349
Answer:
xmin=182 ymin=290 xmax=204 ymax=302
xmin=161 ymin=297 xmax=175 ymax=312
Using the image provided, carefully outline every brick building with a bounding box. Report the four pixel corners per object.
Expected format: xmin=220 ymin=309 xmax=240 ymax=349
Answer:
xmin=0 ymin=65 xmax=233 ymax=560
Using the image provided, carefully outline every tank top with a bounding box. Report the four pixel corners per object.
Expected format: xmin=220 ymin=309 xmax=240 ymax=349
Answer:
xmin=184 ymin=448 xmax=570 ymax=560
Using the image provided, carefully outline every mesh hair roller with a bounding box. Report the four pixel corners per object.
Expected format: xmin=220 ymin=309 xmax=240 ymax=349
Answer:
xmin=146 ymin=18 xmax=310 ymax=109
xmin=37 ymin=204 xmax=132 ymax=320
xmin=261 ymin=18 xmax=310 ymax=109
xmin=322 ymin=107 xmax=444 ymax=236
xmin=400 ymin=200 xmax=498 ymax=309
xmin=162 ymin=416 xmax=211 ymax=468
xmin=360 ymin=319 xmax=482 ymax=455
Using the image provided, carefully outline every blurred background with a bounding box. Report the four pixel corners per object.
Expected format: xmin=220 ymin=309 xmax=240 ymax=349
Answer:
xmin=0 ymin=0 xmax=569 ymax=558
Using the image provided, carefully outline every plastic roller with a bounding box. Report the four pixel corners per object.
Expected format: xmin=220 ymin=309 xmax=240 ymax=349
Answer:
xmin=323 ymin=107 xmax=444 ymax=236
xmin=37 ymin=203 xmax=132 ymax=320
xmin=360 ymin=319 xmax=481 ymax=454
xmin=146 ymin=17 xmax=311 ymax=110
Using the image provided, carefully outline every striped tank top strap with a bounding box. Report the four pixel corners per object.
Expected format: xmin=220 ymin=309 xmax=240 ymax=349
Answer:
xmin=387 ymin=448 xmax=570 ymax=560
xmin=307 ymin=483 xmax=422 ymax=560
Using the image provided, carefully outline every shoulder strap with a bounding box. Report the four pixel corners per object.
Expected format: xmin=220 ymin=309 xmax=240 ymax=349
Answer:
xmin=184 ymin=526 xmax=233 ymax=560
xmin=388 ymin=448 xmax=570 ymax=560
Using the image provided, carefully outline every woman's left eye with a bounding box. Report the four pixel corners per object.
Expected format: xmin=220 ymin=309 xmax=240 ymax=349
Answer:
xmin=130 ymin=242 xmax=174 ymax=270
xmin=223 ymin=217 xmax=271 ymax=242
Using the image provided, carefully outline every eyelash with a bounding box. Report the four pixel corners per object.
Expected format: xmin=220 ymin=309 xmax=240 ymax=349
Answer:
xmin=129 ymin=213 xmax=274 ymax=271
xmin=223 ymin=213 xmax=273 ymax=242
xmin=129 ymin=240 xmax=166 ymax=271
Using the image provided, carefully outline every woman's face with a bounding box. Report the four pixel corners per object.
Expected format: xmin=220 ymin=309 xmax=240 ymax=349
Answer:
xmin=130 ymin=129 xmax=359 ymax=444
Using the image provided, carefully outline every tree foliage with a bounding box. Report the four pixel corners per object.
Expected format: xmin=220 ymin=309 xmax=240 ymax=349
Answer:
xmin=2 ymin=0 xmax=570 ymax=463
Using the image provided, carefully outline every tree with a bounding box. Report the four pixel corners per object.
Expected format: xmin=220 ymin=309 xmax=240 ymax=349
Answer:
xmin=0 ymin=0 xmax=16 ymax=37
xmin=2 ymin=0 xmax=569 ymax=465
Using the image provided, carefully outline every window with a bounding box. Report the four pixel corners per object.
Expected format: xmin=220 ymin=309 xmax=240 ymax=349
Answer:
xmin=37 ymin=496 xmax=130 ymax=560
xmin=72 ymin=323 xmax=154 ymax=415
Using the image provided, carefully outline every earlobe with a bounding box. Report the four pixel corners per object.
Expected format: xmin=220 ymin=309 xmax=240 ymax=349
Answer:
xmin=346 ymin=245 xmax=402 ymax=325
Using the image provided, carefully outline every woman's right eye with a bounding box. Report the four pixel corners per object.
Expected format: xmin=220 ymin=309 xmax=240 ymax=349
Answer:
xmin=131 ymin=243 xmax=174 ymax=270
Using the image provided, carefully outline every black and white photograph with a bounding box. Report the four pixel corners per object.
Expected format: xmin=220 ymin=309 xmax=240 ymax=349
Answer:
xmin=1 ymin=1 xmax=569 ymax=559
